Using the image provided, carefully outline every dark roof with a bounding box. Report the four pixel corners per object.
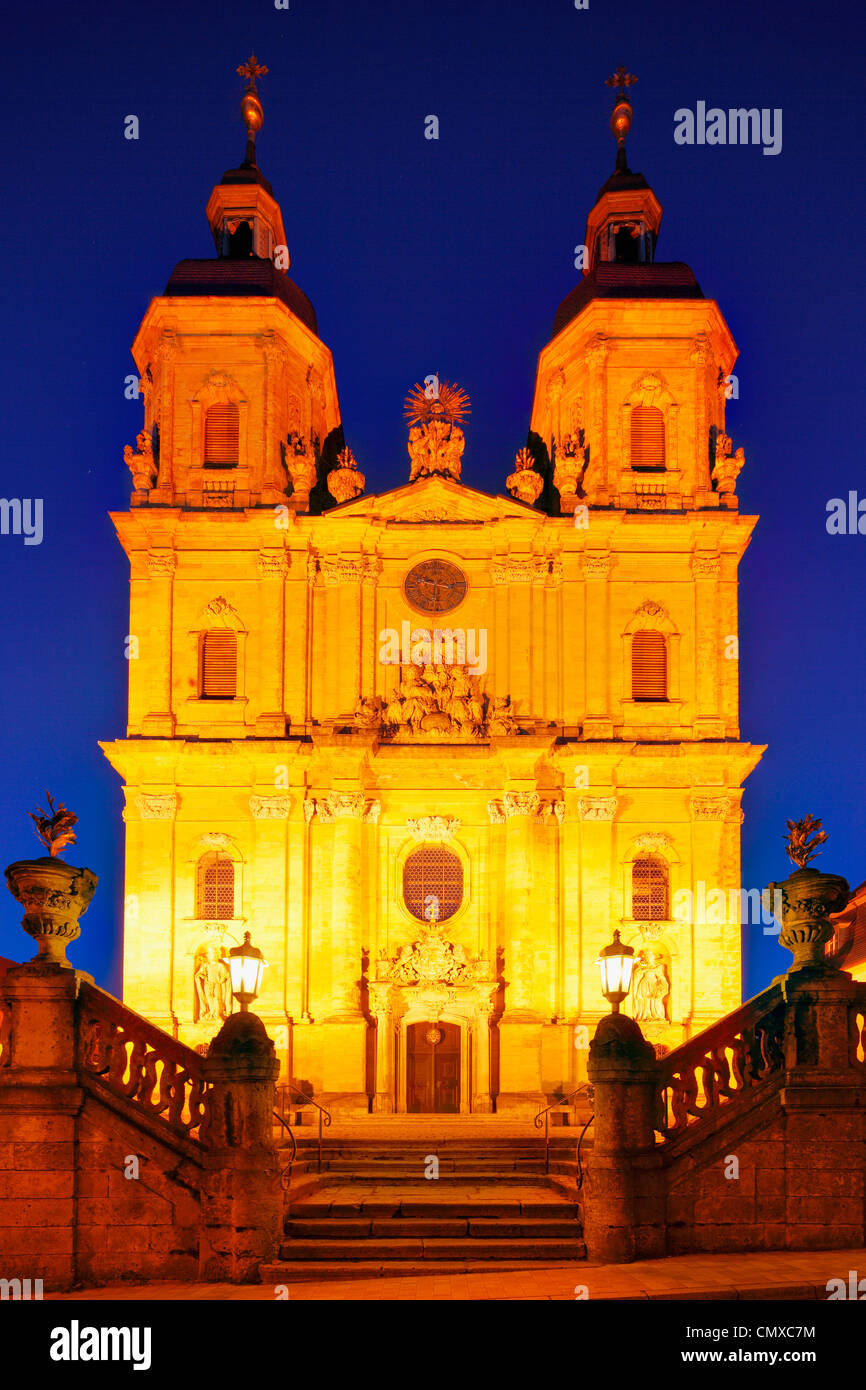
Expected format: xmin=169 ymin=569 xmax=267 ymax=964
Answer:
xmin=164 ymin=259 xmax=318 ymax=335
xmin=595 ymin=168 xmax=652 ymax=200
xmin=218 ymin=164 xmax=275 ymax=196
xmin=552 ymin=261 xmax=704 ymax=338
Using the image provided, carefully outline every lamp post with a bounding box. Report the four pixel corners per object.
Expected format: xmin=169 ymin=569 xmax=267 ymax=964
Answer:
xmin=595 ymin=928 xmax=636 ymax=1013
xmin=223 ymin=931 xmax=267 ymax=1012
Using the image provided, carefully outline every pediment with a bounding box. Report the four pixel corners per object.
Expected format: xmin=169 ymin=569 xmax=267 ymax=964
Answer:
xmin=326 ymin=474 xmax=540 ymax=525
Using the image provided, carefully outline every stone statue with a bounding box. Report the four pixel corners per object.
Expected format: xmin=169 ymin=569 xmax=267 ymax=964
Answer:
xmin=711 ymin=432 xmax=745 ymax=496
xmin=124 ymin=430 xmax=157 ymax=491
xmin=632 ymin=950 xmax=670 ymax=1023
xmin=194 ymin=945 xmax=232 ymax=1023
xmin=487 ymin=696 xmax=517 ymax=735
xmin=353 ymin=695 xmax=383 ymax=729
xmin=283 ymin=432 xmax=317 ymax=503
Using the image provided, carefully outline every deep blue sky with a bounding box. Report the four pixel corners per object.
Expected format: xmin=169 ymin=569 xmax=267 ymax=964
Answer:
xmin=0 ymin=0 xmax=863 ymax=1000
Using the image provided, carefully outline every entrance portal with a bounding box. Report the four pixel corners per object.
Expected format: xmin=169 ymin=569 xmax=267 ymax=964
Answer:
xmin=406 ymin=1021 xmax=461 ymax=1113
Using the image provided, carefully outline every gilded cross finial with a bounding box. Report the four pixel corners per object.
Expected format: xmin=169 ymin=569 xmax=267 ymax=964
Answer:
xmin=605 ymin=66 xmax=637 ymax=101
xmin=237 ymin=54 xmax=269 ymax=92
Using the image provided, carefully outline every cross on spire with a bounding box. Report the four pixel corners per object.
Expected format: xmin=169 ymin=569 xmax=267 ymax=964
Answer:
xmin=237 ymin=54 xmax=268 ymax=91
xmin=605 ymin=66 xmax=637 ymax=101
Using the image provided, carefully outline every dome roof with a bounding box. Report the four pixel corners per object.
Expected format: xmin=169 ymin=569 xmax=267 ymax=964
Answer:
xmin=552 ymin=261 xmax=704 ymax=338
xmin=164 ymin=257 xmax=318 ymax=334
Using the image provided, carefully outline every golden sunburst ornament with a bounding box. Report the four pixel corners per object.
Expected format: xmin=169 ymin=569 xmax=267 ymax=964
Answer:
xmin=404 ymin=380 xmax=471 ymax=428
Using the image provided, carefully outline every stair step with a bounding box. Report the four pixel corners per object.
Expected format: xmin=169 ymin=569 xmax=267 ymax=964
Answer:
xmin=286 ymin=1218 xmax=581 ymax=1240
xmin=260 ymin=1258 xmax=585 ymax=1284
xmin=288 ymin=1200 xmax=579 ymax=1219
xmin=278 ymin=1238 xmax=586 ymax=1262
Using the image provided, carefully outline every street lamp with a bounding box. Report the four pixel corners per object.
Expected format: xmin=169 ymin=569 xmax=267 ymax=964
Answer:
xmin=224 ymin=931 xmax=267 ymax=1012
xmin=596 ymin=929 xmax=635 ymax=1013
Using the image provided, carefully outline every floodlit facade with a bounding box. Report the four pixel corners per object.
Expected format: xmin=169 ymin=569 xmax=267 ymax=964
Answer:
xmin=102 ymin=70 xmax=764 ymax=1115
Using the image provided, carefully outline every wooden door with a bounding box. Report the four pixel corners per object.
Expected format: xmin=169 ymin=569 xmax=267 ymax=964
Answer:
xmin=406 ymin=1022 xmax=461 ymax=1113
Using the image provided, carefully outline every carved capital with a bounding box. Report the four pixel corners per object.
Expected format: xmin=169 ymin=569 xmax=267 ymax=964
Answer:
xmin=318 ymin=556 xmax=380 ymax=586
xmin=258 ymin=551 xmax=289 ymax=578
xmin=582 ymin=552 xmax=612 ymax=580
xmin=147 ymin=551 xmax=177 ymax=577
xmin=584 ymin=334 xmax=610 ymax=368
xmin=503 ymin=791 xmax=542 ymax=820
xmin=406 ymin=816 xmax=461 ymax=842
xmin=691 ymin=553 xmax=720 ymax=580
xmin=135 ymin=793 xmax=179 ymax=820
xmin=310 ymin=792 xmax=377 ymax=823
xmin=493 ymin=557 xmax=558 ymax=585
xmin=689 ymin=794 xmax=734 ymax=822
xmin=578 ymin=796 xmax=618 ymax=822
xmin=249 ymin=795 xmax=292 ymax=820
xmin=487 ymin=800 xmax=506 ymax=825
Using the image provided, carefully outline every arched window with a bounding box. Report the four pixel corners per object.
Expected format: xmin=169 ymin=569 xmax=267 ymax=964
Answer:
xmin=632 ymin=856 xmax=668 ymax=921
xmin=632 ymin=630 xmax=667 ymax=701
xmin=403 ymin=845 xmax=464 ymax=923
xmin=631 ymin=405 xmax=665 ymax=471
xmin=200 ymin=629 xmax=237 ymax=698
xmin=196 ymin=852 xmax=235 ymax=919
xmin=204 ymin=403 xmax=239 ymax=467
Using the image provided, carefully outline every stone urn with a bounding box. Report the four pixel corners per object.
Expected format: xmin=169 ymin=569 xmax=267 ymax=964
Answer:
xmin=5 ymin=857 xmax=98 ymax=966
xmin=767 ymin=865 xmax=850 ymax=974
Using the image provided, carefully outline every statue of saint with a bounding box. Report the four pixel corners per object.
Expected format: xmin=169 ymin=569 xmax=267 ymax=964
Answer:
xmin=632 ymin=950 xmax=669 ymax=1023
xmin=194 ymin=945 xmax=232 ymax=1023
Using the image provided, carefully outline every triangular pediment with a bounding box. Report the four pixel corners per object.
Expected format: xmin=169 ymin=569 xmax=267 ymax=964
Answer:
xmin=325 ymin=474 xmax=540 ymax=524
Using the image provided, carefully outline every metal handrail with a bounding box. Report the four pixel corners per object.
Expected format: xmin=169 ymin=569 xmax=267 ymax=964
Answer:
xmin=276 ymin=1084 xmax=332 ymax=1173
xmin=575 ymin=1111 xmax=594 ymax=1192
xmin=534 ymin=1083 xmax=593 ymax=1174
xmin=272 ymin=1110 xmax=297 ymax=1192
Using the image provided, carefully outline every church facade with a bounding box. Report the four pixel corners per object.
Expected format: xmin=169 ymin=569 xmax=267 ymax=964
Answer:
xmin=101 ymin=64 xmax=764 ymax=1116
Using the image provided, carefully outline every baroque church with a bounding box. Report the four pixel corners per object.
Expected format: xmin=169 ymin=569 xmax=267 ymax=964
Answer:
xmin=101 ymin=61 xmax=763 ymax=1116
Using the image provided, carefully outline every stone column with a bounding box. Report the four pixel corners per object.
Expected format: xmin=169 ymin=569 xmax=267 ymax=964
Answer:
xmin=370 ymin=986 xmax=395 ymax=1113
xmin=199 ymin=1011 xmax=281 ymax=1282
xmin=691 ymin=553 xmax=722 ymax=737
xmin=317 ymin=791 xmax=374 ymax=1108
xmin=128 ymin=792 xmax=178 ymax=1031
xmin=582 ymin=553 xmax=613 ymax=738
xmin=141 ymin=551 xmax=176 ymax=736
xmin=255 ymin=551 xmax=288 ymax=735
xmin=584 ymin=1011 xmax=664 ymax=1263
xmin=495 ymin=792 xmax=545 ymax=1110
xmin=472 ymin=999 xmax=494 ymax=1113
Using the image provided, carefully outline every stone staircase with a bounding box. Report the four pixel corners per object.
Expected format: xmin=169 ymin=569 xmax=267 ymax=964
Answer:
xmin=260 ymin=1125 xmax=588 ymax=1283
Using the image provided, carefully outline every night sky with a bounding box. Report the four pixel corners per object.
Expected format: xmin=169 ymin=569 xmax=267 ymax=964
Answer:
xmin=0 ymin=0 xmax=863 ymax=1000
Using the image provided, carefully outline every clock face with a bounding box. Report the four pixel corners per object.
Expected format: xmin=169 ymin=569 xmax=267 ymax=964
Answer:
xmin=403 ymin=559 xmax=467 ymax=614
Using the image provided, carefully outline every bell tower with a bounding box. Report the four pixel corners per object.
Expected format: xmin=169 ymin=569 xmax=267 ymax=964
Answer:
xmin=530 ymin=68 xmax=743 ymax=517
xmin=125 ymin=55 xmax=341 ymax=516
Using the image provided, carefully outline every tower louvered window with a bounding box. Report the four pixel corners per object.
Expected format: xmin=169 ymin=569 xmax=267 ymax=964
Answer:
xmin=632 ymin=630 xmax=667 ymax=701
xmin=631 ymin=405 xmax=665 ymax=470
xmin=632 ymin=856 xmax=668 ymax=921
xmin=201 ymin=630 xmax=237 ymax=698
xmin=403 ymin=846 xmax=463 ymax=923
xmin=204 ymin=404 xmax=239 ymax=466
xmin=196 ymin=853 xmax=235 ymax=919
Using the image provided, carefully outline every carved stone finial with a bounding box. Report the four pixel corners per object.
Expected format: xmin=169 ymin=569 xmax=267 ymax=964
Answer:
xmin=328 ymin=447 xmax=365 ymax=504
xmin=506 ymin=448 xmax=543 ymax=505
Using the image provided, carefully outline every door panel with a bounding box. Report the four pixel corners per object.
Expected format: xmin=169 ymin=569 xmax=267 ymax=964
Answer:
xmin=406 ymin=1022 xmax=461 ymax=1113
